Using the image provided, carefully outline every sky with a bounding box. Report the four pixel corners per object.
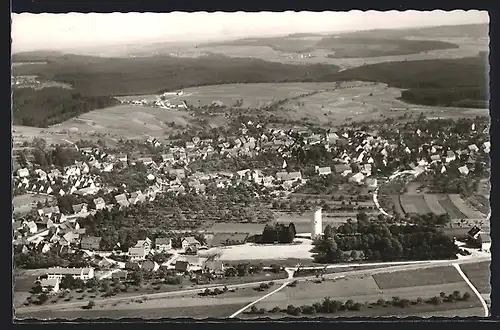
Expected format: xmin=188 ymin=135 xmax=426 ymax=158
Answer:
xmin=11 ymin=10 xmax=489 ymax=53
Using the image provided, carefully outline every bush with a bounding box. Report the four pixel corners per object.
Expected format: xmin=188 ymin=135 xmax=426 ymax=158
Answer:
xmin=270 ymin=306 xmax=281 ymax=314
xmin=301 ymin=305 xmax=316 ymax=314
xmin=82 ymin=300 xmax=96 ymax=310
xmin=286 ymin=305 xmax=301 ymax=316
xmin=462 ymin=292 xmax=471 ymax=301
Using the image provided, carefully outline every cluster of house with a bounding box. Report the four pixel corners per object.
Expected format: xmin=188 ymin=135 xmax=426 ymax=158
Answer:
xmin=120 ymin=91 xmax=187 ymax=110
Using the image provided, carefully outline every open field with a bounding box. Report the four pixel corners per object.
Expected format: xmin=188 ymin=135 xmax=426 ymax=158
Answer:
xmin=12 ymin=194 xmax=56 ymax=215
xmin=400 ymin=195 xmax=431 ymax=214
xmin=272 ymin=81 xmax=487 ymax=125
xmin=217 ymin=239 xmax=314 ymax=261
xmin=251 ymin=274 xmax=481 ymax=316
xmin=275 ymin=212 xmax=359 ymax=232
xmin=118 ymin=82 xmax=339 ymax=109
xmin=460 ymin=261 xmax=491 ymax=294
xmin=372 ymin=266 xmax=463 ymax=290
xmin=15 ymin=303 xmax=248 ymax=320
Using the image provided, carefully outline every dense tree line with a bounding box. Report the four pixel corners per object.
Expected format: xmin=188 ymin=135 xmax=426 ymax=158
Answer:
xmin=322 ymin=37 xmax=458 ymax=58
xmin=401 ymin=87 xmax=488 ymax=108
xmin=311 ymin=214 xmax=459 ymax=263
xmin=260 ymin=223 xmax=297 ymax=244
xmin=12 ymin=87 xmax=119 ymax=127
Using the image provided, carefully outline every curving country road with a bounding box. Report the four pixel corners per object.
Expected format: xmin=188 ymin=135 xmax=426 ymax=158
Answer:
xmin=453 ymin=263 xmax=489 ymax=317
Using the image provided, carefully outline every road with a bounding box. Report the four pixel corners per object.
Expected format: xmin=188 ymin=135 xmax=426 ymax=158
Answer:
xmin=228 ymin=269 xmax=295 ymax=318
xmin=16 ymin=255 xmax=490 ymax=315
xmin=453 ymin=263 xmax=489 ymax=317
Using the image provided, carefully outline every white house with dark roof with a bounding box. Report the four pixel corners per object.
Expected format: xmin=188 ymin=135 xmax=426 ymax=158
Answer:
xmin=17 ymin=168 xmax=29 ymax=178
xmin=155 ymin=237 xmax=172 ymax=252
xmin=181 ymin=236 xmax=201 ymax=250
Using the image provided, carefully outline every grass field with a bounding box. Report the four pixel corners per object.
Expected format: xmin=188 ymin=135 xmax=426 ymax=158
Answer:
xmin=205 ymin=222 xmax=267 ymax=234
xmin=372 ymin=266 xmax=463 ymax=290
xmin=13 ymin=194 xmax=56 ymax=214
xmin=460 ymin=261 xmax=491 ymax=294
xmin=251 ymin=273 xmax=481 ymax=317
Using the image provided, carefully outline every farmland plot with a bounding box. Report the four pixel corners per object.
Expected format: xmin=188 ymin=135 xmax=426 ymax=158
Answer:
xmin=390 ymin=195 xmax=405 ymax=216
xmin=437 ymin=195 xmax=466 ymax=219
xmin=448 ymin=194 xmax=484 ymax=219
xmin=372 ymin=266 xmax=463 ymax=290
xmin=423 ymin=194 xmax=447 ymax=215
xmin=399 ymin=195 xmax=431 ymax=214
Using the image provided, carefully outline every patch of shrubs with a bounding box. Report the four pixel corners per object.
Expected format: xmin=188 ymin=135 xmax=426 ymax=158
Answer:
xmin=245 ymin=291 xmax=472 ymax=316
xmin=198 ymin=286 xmax=229 ymax=297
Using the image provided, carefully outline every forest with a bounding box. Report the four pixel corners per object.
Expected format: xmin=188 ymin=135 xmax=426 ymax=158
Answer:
xmin=311 ymin=213 xmax=459 ymax=263
xmin=12 ymin=53 xmax=341 ymax=96
xmin=12 ymin=87 xmax=119 ymax=127
xmin=324 ymin=56 xmax=488 ymax=108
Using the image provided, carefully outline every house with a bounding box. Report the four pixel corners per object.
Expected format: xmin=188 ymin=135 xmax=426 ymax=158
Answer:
xmin=174 ymin=261 xmax=189 ymax=274
xmin=39 ymin=278 xmax=60 ymax=293
xmin=167 ymin=168 xmax=186 ymax=179
xmin=80 ymin=236 xmax=102 ymax=250
xmin=125 ymin=262 xmax=141 ymax=270
xmin=72 ymin=203 xmax=88 ymax=214
xmin=128 ymin=247 xmax=148 ymax=261
xmin=467 ymin=226 xmax=481 ymax=239
xmin=46 ymin=267 xmax=95 ymax=280
xmin=93 ymin=197 xmax=106 ymax=210
xmin=135 ymin=237 xmax=152 ymax=253
xmin=288 ymin=171 xmax=302 ymax=181
xmin=349 ymin=172 xmax=365 ymax=185
xmin=142 ymin=260 xmax=160 ymax=272
xmin=167 ymin=100 xmax=187 ymax=109
xmin=17 ymin=168 xmax=29 ymax=178
xmin=483 ymin=141 xmax=491 ymax=153
xmin=137 ymin=157 xmax=154 ymax=166
xmin=38 ymin=206 xmax=60 ymax=218
xmin=129 ymin=191 xmax=146 ymax=205
xmin=468 ymin=144 xmax=479 ymax=153
xmin=161 ymin=154 xmax=175 ymax=163
xmin=445 ymin=151 xmax=456 ymax=163
xmin=112 ymin=270 xmax=128 ymax=280
xmin=204 ymin=260 xmax=225 ymax=277
xmin=185 ymin=142 xmax=195 ymax=149
xmin=181 ymin=236 xmax=201 ymax=250
xmin=75 ymin=186 xmax=99 ymax=196
xmin=60 ymin=231 xmax=77 ymax=246
xmin=96 ymin=256 xmax=116 ymax=269
xmin=155 ymin=237 xmax=172 ymax=252
xmin=458 ymin=165 xmax=470 ymax=175
xmin=117 ymin=154 xmax=128 ymax=162
xmin=315 ymin=166 xmax=332 ymax=176
xmin=25 ymin=221 xmax=38 ymax=234
xmin=480 ymin=233 xmax=491 ymax=252
xmin=115 ymin=194 xmax=130 ymax=208
xmin=334 ymin=164 xmax=352 ymax=176
xmin=430 ymin=154 xmax=441 ymax=162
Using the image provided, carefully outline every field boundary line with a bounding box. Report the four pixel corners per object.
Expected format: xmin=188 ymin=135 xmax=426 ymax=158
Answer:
xmin=453 ymin=263 xmax=489 ymax=317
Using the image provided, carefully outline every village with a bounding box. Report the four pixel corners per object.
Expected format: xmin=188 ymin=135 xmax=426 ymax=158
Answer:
xmin=12 ymin=114 xmax=491 ymax=302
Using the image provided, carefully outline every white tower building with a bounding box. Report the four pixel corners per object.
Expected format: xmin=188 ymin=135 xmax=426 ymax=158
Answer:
xmin=311 ymin=207 xmax=323 ymax=239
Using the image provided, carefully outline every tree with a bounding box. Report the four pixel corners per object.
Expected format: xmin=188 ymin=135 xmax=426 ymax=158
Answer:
xmin=37 ymin=293 xmax=49 ymax=305
xmin=323 ymin=225 xmax=333 ymax=239
xmin=60 ymin=274 xmax=75 ymax=290
xmin=262 ymin=224 xmax=278 ymax=244
xmin=130 ymin=271 xmax=143 ymax=286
